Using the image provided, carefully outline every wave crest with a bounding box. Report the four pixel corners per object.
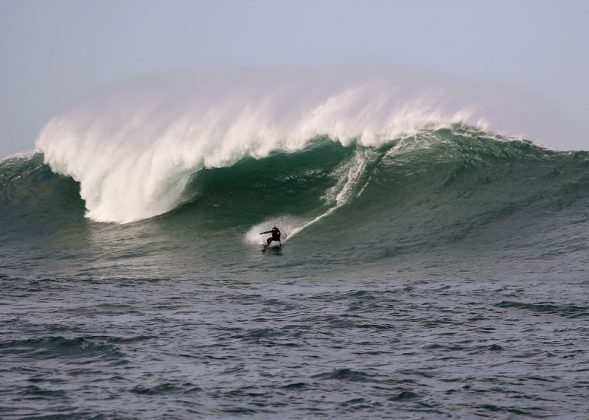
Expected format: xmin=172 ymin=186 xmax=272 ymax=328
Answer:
xmin=36 ymin=74 xmax=479 ymax=223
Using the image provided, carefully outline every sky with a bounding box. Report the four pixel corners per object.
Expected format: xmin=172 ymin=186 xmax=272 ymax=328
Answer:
xmin=1 ymin=0 xmax=588 ymax=157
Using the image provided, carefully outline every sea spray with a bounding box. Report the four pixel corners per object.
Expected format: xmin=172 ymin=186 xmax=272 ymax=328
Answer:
xmin=36 ymin=73 xmax=478 ymax=224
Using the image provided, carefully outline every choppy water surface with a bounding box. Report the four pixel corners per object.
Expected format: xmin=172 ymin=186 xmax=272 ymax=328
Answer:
xmin=2 ymin=264 xmax=588 ymax=418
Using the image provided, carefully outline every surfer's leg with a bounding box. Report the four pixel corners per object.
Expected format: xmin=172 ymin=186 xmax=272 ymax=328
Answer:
xmin=267 ymin=237 xmax=272 ymax=246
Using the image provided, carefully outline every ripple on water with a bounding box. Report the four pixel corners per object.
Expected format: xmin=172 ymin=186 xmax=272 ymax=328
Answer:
xmin=495 ymin=300 xmax=589 ymax=318
xmin=313 ymin=368 xmax=371 ymax=382
xmin=0 ymin=335 xmax=151 ymax=363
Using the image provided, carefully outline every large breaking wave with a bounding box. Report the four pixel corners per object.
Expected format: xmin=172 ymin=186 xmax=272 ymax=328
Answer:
xmin=0 ymin=72 xmax=581 ymax=257
xmin=35 ymin=74 xmax=482 ymax=223
xmin=2 ymin=123 xmax=588 ymax=260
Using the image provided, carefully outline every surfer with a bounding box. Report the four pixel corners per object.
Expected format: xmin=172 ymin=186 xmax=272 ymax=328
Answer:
xmin=260 ymin=226 xmax=281 ymax=248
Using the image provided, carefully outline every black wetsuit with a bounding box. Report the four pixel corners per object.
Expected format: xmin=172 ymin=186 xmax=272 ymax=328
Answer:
xmin=261 ymin=227 xmax=281 ymax=247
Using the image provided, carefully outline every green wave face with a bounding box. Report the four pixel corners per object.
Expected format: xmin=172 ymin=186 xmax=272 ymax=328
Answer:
xmin=2 ymin=126 xmax=588 ymax=262
xmin=176 ymin=137 xmax=354 ymax=225
xmin=0 ymin=154 xmax=85 ymax=229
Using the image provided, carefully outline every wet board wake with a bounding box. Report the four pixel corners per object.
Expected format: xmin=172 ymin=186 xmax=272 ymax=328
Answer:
xmin=261 ymin=243 xmax=282 ymax=251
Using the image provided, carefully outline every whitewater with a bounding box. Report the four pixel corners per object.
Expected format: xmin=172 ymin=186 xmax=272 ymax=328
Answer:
xmin=36 ymin=74 xmax=481 ymax=223
xmin=1 ymin=73 xmax=588 ymax=418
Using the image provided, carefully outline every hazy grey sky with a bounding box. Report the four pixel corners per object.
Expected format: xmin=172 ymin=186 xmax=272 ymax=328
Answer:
xmin=1 ymin=0 xmax=588 ymax=157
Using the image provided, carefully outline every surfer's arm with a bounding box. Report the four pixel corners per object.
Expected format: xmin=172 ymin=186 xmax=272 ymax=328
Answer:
xmin=259 ymin=230 xmax=271 ymax=234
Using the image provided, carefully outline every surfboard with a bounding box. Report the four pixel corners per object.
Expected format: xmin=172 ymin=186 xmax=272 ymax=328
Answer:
xmin=261 ymin=242 xmax=282 ymax=251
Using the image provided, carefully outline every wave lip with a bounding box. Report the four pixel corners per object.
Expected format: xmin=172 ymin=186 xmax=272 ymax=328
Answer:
xmin=36 ymin=76 xmax=475 ymax=223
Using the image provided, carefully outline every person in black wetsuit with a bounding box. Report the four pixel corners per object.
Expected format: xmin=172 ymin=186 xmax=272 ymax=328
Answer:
xmin=260 ymin=226 xmax=281 ymax=247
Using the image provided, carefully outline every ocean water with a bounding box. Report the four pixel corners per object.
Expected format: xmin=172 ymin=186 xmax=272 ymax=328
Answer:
xmin=1 ymin=121 xmax=588 ymax=418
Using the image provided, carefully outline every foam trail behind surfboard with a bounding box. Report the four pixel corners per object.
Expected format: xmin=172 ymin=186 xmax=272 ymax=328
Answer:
xmin=245 ymin=149 xmax=371 ymax=245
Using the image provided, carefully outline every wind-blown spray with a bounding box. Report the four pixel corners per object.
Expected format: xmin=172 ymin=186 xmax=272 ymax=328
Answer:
xmin=36 ymin=72 xmax=480 ymax=223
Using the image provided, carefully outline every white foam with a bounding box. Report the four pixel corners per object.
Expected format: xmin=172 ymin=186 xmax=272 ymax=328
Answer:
xmin=245 ymin=216 xmax=305 ymax=246
xmin=36 ymin=73 xmax=479 ymax=223
xmin=279 ymin=149 xmax=371 ymax=242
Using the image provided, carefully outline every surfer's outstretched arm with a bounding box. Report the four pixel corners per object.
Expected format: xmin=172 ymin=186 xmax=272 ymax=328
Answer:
xmin=259 ymin=230 xmax=271 ymax=234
